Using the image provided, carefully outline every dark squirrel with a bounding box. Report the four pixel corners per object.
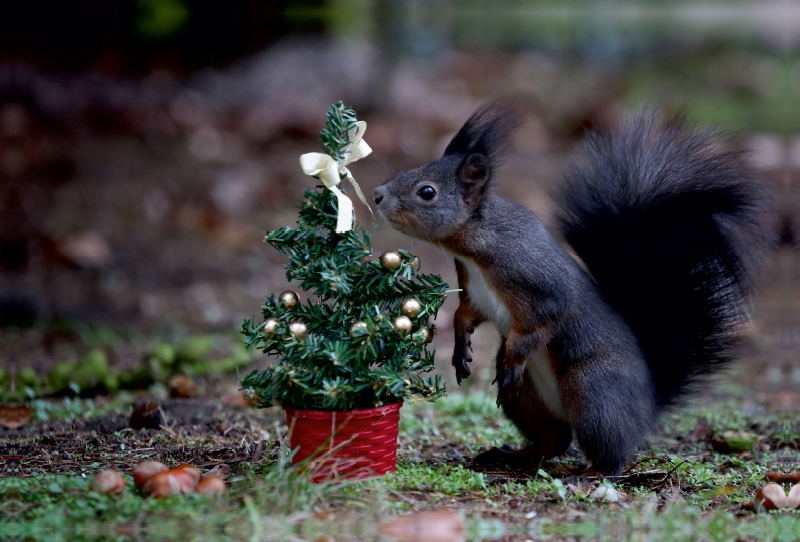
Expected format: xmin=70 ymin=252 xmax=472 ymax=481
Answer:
xmin=373 ymin=102 xmax=772 ymax=475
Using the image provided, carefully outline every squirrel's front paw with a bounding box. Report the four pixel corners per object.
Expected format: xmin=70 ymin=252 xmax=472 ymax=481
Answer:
xmin=452 ymin=351 xmax=472 ymax=385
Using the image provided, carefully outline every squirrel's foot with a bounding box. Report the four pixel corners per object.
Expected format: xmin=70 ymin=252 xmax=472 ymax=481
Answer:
xmin=473 ymin=444 xmax=544 ymax=469
xmin=584 ymin=464 xmax=624 ymax=478
xmin=473 ymin=445 xmax=523 ymax=468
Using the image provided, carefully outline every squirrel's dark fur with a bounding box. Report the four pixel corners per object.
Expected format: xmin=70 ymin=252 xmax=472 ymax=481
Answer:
xmin=373 ymin=102 xmax=771 ymax=475
xmin=558 ymin=114 xmax=770 ymax=407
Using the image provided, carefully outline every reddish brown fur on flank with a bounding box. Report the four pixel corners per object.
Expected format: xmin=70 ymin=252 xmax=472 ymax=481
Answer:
xmin=494 ymin=341 xmax=572 ymax=462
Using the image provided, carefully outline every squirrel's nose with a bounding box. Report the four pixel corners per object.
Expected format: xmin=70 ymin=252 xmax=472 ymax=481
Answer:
xmin=373 ymin=186 xmax=386 ymax=205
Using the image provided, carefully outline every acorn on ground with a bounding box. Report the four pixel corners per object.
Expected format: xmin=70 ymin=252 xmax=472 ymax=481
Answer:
xmin=133 ymin=461 xmax=168 ymax=490
xmin=196 ymin=475 xmax=226 ymax=496
xmin=169 ymin=468 xmax=197 ymax=495
xmin=91 ymin=471 xmax=126 ymax=496
xmin=144 ymin=471 xmax=182 ymax=498
xmin=174 ymin=463 xmax=202 ymax=484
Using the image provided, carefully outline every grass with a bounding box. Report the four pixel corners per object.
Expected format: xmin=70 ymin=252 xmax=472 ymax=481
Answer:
xmin=3 ymin=383 xmax=799 ymax=541
xmin=1 ymin=455 xmax=351 ymax=541
xmin=29 ymin=394 xmax=137 ymax=423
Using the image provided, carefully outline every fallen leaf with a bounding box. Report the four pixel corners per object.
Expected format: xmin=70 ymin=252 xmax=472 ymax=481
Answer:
xmin=378 ymin=510 xmax=463 ymax=542
xmin=767 ymin=472 xmax=800 ymax=484
xmin=565 ymin=483 xmax=585 ymax=496
xmin=708 ymin=430 xmax=758 ymax=453
xmin=687 ymin=423 xmax=714 ymax=441
xmin=0 ymin=405 xmax=33 ymax=429
xmin=754 ymin=483 xmax=800 ymax=511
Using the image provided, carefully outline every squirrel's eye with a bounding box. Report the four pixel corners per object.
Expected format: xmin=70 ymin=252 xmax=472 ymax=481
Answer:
xmin=417 ymin=186 xmax=436 ymax=201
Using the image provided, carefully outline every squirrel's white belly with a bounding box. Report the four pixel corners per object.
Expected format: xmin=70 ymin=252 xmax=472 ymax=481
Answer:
xmin=458 ymin=258 xmax=565 ymax=418
xmin=459 ymin=258 xmax=513 ymax=336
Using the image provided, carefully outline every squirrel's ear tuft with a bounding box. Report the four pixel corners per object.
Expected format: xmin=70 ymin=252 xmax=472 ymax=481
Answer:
xmin=458 ymin=154 xmax=488 ymax=183
xmin=458 ymin=154 xmax=490 ymax=203
xmin=444 ymin=101 xmax=522 ymax=166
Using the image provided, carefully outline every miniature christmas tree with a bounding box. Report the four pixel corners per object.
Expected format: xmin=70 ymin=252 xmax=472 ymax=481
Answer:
xmin=240 ymin=102 xmax=448 ymax=412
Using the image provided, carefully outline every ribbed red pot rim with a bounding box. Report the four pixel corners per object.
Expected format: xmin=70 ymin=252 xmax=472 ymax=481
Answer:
xmin=283 ymin=400 xmax=403 ymax=419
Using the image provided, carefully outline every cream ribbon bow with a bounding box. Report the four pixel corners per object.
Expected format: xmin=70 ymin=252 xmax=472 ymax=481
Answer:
xmin=299 ymin=121 xmax=374 ymax=233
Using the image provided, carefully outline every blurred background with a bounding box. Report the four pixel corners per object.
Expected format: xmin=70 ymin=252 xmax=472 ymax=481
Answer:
xmin=1 ymin=0 xmax=798 ymax=398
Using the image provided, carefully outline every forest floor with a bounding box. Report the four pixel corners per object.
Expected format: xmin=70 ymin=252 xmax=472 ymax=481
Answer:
xmin=2 ymin=324 xmax=799 ymax=541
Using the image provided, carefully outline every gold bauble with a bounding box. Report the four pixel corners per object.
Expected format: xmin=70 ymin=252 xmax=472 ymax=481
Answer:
xmin=279 ymin=290 xmax=300 ymax=309
xmin=288 ymin=321 xmax=307 ymax=342
xmin=400 ymin=298 xmax=423 ymax=318
xmin=393 ymin=315 xmax=413 ymax=335
xmin=379 ymin=251 xmax=402 ymax=270
xmin=349 ymin=321 xmax=368 ymax=336
xmin=417 ymin=326 xmax=431 ymax=344
xmin=263 ymin=318 xmax=280 ymax=334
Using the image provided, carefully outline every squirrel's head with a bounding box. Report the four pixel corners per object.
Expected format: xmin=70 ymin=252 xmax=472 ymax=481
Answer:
xmin=373 ymin=102 xmax=521 ymax=242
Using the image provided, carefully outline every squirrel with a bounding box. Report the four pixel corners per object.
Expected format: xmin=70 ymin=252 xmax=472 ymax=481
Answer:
xmin=372 ymin=102 xmax=772 ymax=475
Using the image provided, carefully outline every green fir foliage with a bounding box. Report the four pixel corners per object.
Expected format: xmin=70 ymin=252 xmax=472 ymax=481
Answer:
xmin=240 ymin=102 xmax=448 ymax=411
xmin=318 ymin=101 xmax=359 ymax=165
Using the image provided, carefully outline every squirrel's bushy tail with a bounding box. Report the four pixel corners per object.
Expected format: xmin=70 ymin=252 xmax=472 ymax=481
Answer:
xmin=557 ymin=112 xmax=772 ymax=406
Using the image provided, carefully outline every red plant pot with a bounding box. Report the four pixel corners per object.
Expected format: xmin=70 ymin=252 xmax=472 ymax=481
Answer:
xmin=284 ymin=401 xmax=402 ymax=482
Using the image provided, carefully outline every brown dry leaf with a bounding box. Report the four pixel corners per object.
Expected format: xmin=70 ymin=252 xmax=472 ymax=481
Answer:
xmin=687 ymin=422 xmax=714 ymax=441
xmin=378 ymin=510 xmax=463 ymax=542
xmin=767 ymin=472 xmax=800 ymax=484
xmin=565 ymin=483 xmax=586 ymax=496
xmin=708 ymin=430 xmax=758 ymax=453
xmin=0 ymin=405 xmax=33 ymax=429
xmin=754 ymin=483 xmax=800 ymax=512
xmin=788 ymin=485 xmax=800 ymax=509
xmin=754 ymin=483 xmax=785 ymax=511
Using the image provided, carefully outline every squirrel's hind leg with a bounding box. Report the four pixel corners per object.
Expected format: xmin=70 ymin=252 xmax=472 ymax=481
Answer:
xmin=475 ymin=339 xmax=573 ymax=468
xmin=561 ymin=356 xmax=658 ymax=476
